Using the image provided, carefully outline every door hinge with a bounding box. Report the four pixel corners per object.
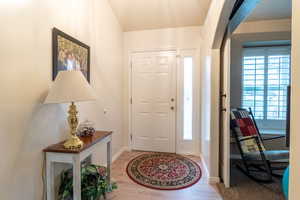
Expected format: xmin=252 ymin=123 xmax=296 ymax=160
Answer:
xmin=130 ymin=134 xmax=133 ymax=141
xmin=130 ymin=98 xmax=132 ymax=104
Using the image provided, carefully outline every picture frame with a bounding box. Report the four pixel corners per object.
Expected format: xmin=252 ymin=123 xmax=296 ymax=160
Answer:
xmin=52 ymin=28 xmax=90 ymax=82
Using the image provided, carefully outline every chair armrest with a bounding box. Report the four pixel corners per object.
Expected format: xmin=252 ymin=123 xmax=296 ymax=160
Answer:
xmin=262 ymin=135 xmax=285 ymax=141
xmin=238 ymin=135 xmax=259 ymax=142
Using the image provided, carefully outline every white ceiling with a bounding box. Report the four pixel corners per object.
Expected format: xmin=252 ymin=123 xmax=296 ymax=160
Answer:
xmin=108 ymin=0 xmax=212 ymax=31
xmin=246 ymin=0 xmax=291 ymax=21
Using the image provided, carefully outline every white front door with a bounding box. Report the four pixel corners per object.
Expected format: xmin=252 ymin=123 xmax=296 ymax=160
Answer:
xmin=131 ymin=51 xmax=176 ymax=153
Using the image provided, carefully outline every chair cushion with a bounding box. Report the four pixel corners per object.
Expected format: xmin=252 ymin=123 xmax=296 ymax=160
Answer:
xmin=236 ymin=117 xmax=258 ymax=137
xmin=231 ymin=109 xmax=259 ymax=138
xmin=244 ymin=150 xmax=289 ymax=161
xmin=239 ymin=136 xmax=265 ymax=153
xmin=231 ymin=109 xmax=266 ymax=153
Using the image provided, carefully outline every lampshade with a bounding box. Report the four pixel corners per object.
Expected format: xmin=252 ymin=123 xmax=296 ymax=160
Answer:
xmin=44 ymin=71 xmax=97 ymax=104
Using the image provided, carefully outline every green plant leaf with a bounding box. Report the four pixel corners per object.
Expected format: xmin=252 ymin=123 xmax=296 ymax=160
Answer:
xmin=58 ymin=164 xmax=117 ymax=200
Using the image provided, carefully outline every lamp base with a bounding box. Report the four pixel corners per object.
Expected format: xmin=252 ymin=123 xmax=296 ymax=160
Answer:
xmin=64 ymin=135 xmax=83 ymax=149
xmin=63 ymin=102 xmax=84 ymax=149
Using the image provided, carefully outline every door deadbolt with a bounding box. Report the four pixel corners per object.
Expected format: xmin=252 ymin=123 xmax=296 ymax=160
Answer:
xmin=171 ymin=106 xmax=175 ymax=110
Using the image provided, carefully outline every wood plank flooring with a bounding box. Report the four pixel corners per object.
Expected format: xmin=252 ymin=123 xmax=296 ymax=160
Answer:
xmin=107 ymin=151 xmax=223 ymax=200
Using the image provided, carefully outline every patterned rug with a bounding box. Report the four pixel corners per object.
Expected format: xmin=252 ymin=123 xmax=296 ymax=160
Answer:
xmin=126 ymin=153 xmax=201 ymax=190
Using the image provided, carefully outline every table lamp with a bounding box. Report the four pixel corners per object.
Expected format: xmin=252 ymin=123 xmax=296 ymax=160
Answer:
xmin=44 ymin=71 xmax=97 ymax=149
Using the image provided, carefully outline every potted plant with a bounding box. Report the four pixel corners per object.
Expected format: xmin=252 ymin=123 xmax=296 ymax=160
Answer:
xmin=58 ymin=164 xmax=117 ymax=200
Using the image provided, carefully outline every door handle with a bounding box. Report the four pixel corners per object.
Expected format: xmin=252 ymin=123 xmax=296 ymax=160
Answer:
xmin=221 ymin=108 xmax=226 ymax=112
xmin=221 ymin=94 xmax=227 ymax=98
xmin=171 ymin=106 xmax=175 ymax=110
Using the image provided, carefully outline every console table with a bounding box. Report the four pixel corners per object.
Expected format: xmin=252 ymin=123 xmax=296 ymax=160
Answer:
xmin=43 ymin=131 xmax=112 ymax=200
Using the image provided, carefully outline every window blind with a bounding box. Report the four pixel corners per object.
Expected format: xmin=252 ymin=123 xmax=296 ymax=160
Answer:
xmin=242 ymin=46 xmax=291 ymax=122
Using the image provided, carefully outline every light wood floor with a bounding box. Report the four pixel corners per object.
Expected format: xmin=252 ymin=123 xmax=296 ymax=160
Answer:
xmin=107 ymin=151 xmax=223 ymax=200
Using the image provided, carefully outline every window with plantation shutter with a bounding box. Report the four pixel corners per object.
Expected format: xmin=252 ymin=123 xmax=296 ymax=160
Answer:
xmin=242 ymin=46 xmax=291 ymax=130
xmin=242 ymin=55 xmax=265 ymax=119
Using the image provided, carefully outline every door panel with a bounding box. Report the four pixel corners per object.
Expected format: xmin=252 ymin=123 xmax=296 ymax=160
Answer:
xmin=131 ymin=51 xmax=176 ymax=153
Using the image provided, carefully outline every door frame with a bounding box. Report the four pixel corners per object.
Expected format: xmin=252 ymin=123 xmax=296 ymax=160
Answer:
xmin=219 ymin=35 xmax=231 ymax=188
xmin=216 ymin=0 xmax=261 ymax=187
xmin=127 ymin=47 xmax=200 ymax=155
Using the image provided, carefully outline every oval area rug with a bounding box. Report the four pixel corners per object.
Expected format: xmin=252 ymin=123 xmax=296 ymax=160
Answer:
xmin=126 ymin=153 xmax=201 ymax=190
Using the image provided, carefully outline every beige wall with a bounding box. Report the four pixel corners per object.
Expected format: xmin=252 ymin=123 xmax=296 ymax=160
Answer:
xmin=290 ymin=0 xmax=300 ymax=198
xmin=234 ymin=19 xmax=291 ymax=34
xmin=0 ymin=0 xmax=124 ymax=199
xmin=123 ymin=27 xmax=202 ymax=153
xmin=200 ymin=0 xmax=220 ymax=180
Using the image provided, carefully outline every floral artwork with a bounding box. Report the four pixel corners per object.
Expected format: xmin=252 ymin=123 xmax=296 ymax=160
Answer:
xmin=52 ymin=28 xmax=90 ymax=82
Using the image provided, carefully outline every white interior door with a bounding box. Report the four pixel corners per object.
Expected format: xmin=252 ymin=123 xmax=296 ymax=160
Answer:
xmin=220 ymin=37 xmax=231 ymax=188
xmin=131 ymin=51 xmax=176 ymax=153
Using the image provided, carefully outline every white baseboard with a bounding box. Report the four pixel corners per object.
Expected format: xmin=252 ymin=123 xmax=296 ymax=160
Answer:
xmin=112 ymin=146 xmax=129 ymax=163
xmin=200 ymin=154 xmax=209 ymax=176
xmin=208 ymin=176 xmax=220 ymax=184
xmin=199 ymin=154 xmax=220 ymax=184
xmin=176 ymin=151 xmax=198 ymax=156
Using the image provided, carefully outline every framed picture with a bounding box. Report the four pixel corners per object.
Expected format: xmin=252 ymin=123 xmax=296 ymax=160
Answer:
xmin=52 ymin=28 xmax=90 ymax=82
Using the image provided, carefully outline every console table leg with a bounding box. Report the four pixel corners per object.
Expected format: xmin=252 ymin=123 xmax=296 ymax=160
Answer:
xmin=73 ymin=156 xmax=81 ymax=200
xmin=107 ymin=141 xmax=112 ymax=185
xmin=46 ymin=158 xmax=54 ymax=200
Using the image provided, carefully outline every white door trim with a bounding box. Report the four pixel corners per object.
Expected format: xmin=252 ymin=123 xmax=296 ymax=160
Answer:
xmin=176 ymin=49 xmax=201 ymax=155
xmin=220 ymin=38 xmax=231 ymax=188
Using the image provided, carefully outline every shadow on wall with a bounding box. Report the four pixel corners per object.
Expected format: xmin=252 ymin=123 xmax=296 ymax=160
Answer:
xmin=7 ymin=102 xmax=68 ymax=199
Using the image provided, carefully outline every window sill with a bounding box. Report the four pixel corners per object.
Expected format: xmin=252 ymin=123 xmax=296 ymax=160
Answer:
xmin=260 ymin=129 xmax=285 ymax=136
